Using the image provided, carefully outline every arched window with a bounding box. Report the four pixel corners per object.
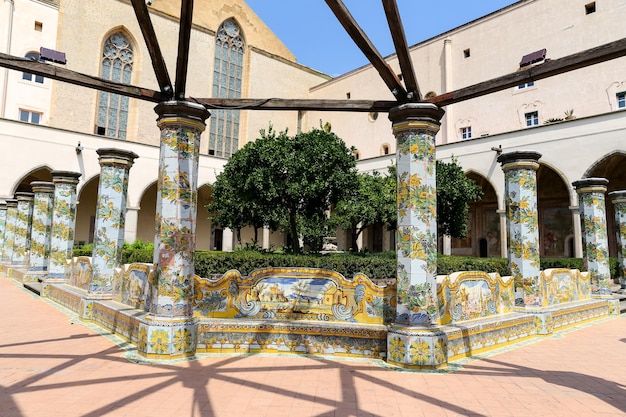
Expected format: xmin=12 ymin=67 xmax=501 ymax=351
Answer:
xmin=381 ymin=143 xmax=390 ymax=155
xmin=96 ymin=32 xmax=133 ymax=139
xmin=22 ymin=52 xmax=44 ymax=83
xmin=209 ymin=19 xmax=244 ymax=158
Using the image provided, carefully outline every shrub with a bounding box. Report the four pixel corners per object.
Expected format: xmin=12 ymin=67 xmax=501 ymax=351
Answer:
xmin=437 ymin=255 xmax=510 ymax=276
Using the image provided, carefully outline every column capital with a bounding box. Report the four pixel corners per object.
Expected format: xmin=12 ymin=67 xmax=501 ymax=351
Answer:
xmin=497 ymin=150 xmax=541 ymax=171
xmin=96 ymin=148 xmax=139 ymax=168
xmin=572 ymin=177 xmax=608 ymax=194
xmin=608 ymin=190 xmax=626 ymax=203
xmin=51 ymin=170 xmax=81 ymax=185
xmin=15 ymin=192 xmax=34 ymax=202
xmin=30 ymin=181 xmax=55 ymax=195
xmin=5 ymin=198 xmax=17 ymax=208
xmin=0 ymin=201 xmax=6 ymax=209
xmin=388 ymin=103 xmax=445 ymax=134
xmin=155 ymin=100 xmax=211 ymax=129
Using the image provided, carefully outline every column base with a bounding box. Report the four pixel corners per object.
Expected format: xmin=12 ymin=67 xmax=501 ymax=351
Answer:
xmin=23 ymin=270 xmax=48 ymax=283
xmin=593 ymin=295 xmax=621 ymax=315
xmin=137 ymin=315 xmax=197 ymax=360
xmin=386 ymin=324 xmax=448 ymax=370
xmin=79 ymin=293 xmax=113 ymax=320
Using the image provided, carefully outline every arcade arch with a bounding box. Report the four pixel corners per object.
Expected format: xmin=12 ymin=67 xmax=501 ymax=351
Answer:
xmin=585 ymin=151 xmax=626 ymax=257
xmin=75 ymin=175 xmax=99 ymax=245
xmin=451 ymin=172 xmax=500 ymax=257
xmin=12 ymin=166 xmax=53 ymax=194
xmin=536 ymin=164 xmax=573 ymax=258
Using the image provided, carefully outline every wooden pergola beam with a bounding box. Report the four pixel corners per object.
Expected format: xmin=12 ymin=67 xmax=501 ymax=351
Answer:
xmin=130 ymin=0 xmax=173 ymax=98
xmin=195 ymin=98 xmax=397 ymax=112
xmin=382 ymin=0 xmax=421 ymax=100
xmin=0 ymin=53 xmax=166 ymax=102
xmin=2 ymin=38 xmax=626 ymax=112
xmin=174 ymin=0 xmax=194 ymax=99
xmin=429 ymin=37 xmax=626 ymax=107
xmin=324 ymin=0 xmax=407 ymax=101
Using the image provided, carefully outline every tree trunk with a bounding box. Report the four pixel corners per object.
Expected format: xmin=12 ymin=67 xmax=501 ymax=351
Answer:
xmin=289 ymin=209 xmax=300 ymax=253
xmin=351 ymin=226 xmax=360 ymax=251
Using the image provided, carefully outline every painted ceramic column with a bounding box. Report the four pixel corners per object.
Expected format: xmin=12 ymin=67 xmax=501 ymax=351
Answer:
xmin=26 ymin=182 xmax=55 ymax=276
xmin=0 ymin=201 xmax=7 ymax=254
xmin=48 ymin=171 xmax=81 ymax=279
xmin=573 ymin=178 xmax=611 ymax=295
xmin=11 ymin=192 xmax=34 ymax=267
xmin=140 ymin=101 xmax=210 ymax=359
xmin=497 ymin=151 xmax=542 ymax=307
xmin=1 ymin=199 xmax=17 ymax=263
xmin=608 ymin=190 xmax=626 ymax=287
xmin=386 ymin=103 xmax=447 ymax=370
xmin=390 ymin=103 xmax=444 ymax=327
xmin=88 ymin=148 xmax=138 ymax=295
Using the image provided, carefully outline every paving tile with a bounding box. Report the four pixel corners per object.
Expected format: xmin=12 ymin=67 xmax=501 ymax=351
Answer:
xmin=1 ymin=276 xmax=625 ymax=417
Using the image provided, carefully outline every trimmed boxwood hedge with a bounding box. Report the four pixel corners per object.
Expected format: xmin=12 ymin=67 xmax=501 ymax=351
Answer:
xmin=68 ymin=248 xmax=622 ymax=280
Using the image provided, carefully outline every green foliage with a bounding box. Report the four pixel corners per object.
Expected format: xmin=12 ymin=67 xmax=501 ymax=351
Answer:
xmin=541 ymin=257 xmax=621 ymax=280
xmin=436 ymin=158 xmax=483 ymax=238
xmin=330 ymin=168 xmax=396 ymax=251
xmin=208 ymin=125 xmax=358 ymax=252
xmin=437 ymin=255 xmax=510 ymax=276
xmin=194 ymin=250 xmax=396 ymax=279
xmin=122 ymin=239 xmax=153 ymax=252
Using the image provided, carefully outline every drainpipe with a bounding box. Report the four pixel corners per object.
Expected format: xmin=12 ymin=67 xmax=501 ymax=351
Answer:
xmin=0 ymin=0 xmax=15 ymax=118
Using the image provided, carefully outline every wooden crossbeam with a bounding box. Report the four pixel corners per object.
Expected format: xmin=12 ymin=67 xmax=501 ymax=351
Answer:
xmin=0 ymin=53 xmax=165 ymax=102
xmin=429 ymin=37 xmax=626 ymax=107
xmin=324 ymin=0 xmax=407 ymax=101
xmin=2 ymin=38 xmax=626 ymax=112
xmin=130 ymin=0 xmax=173 ymax=98
xmin=382 ymin=0 xmax=421 ymax=100
xmin=195 ymin=98 xmax=397 ymax=112
xmin=175 ymin=0 xmax=194 ymax=99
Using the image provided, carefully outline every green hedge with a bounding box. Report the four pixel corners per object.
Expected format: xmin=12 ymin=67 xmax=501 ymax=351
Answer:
xmin=67 ymin=248 xmax=623 ymax=280
xmin=194 ymin=251 xmax=396 ymax=279
xmin=436 ymin=255 xmax=510 ymax=276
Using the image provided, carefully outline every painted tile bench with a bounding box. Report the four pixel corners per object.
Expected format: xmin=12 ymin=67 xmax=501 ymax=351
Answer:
xmin=193 ymin=267 xmax=396 ymax=358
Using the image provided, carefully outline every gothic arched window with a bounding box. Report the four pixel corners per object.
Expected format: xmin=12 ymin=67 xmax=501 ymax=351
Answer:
xmin=209 ymin=19 xmax=244 ymax=158
xmin=96 ymin=32 xmax=133 ymax=139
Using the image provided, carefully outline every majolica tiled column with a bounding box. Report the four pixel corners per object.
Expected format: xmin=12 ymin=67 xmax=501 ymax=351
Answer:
xmin=88 ymin=148 xmax=138 ymax=295
xmin=1 ymin=199 xmax=18 ymax=263
xmin=47 ymin=171 xmax=81 ymax=280
xmin=573 ymin=178 xmax=611 ymax=295
xmin=497 ymin=151 xmax=542 ymax=307
xmin=25 ymin=182 xmax=55 ymax=281
xmin=139 ymin=101 xmax=210 ymax=359
xmin=0 ymin=202 xmax=7 ymax=255
xmin=386 ymin=103 xmax=446 ymax=369
xmin=11 ymin=192 xmax=34 ymax=268
xmin=608 ymin=190 xmax=626 ymax=288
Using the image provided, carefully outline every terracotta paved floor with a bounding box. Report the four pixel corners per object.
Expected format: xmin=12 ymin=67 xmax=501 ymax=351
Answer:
xmin=1 ymin=277 xmax=625 ymax=417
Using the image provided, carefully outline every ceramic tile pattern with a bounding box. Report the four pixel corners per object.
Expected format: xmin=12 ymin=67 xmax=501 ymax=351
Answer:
xmin=48 ymin=172 xmax=81 ymax=279
xmin=28 ymin=182 xmax=55 ymax=272
xmin=0 ymin=199 xmax=16 ymax=262
xmin=574 ymin=178 xmax=612 ymax=295
xmin=11 ymin=193 xmax=34 ymax=267
xmin=90 ymin=149 xmax=137 ymax=294
xmin=498 ymin=152 xmax=542 ymax=307
xmin=609 ymin=190 xmax=626 ymax=281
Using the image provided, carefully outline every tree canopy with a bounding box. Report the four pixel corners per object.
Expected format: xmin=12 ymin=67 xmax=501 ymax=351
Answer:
xmin=436 ymin=158 xmax=483 ymax=238
xmin=207 ymin=125 xmax=358 ymax=252
xmin=330 ymin=167 xmax=396 ymax=251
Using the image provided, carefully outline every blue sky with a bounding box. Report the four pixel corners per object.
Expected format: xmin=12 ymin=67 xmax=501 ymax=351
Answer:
xmin=245 ymin=0 xmax=518 ymax=76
